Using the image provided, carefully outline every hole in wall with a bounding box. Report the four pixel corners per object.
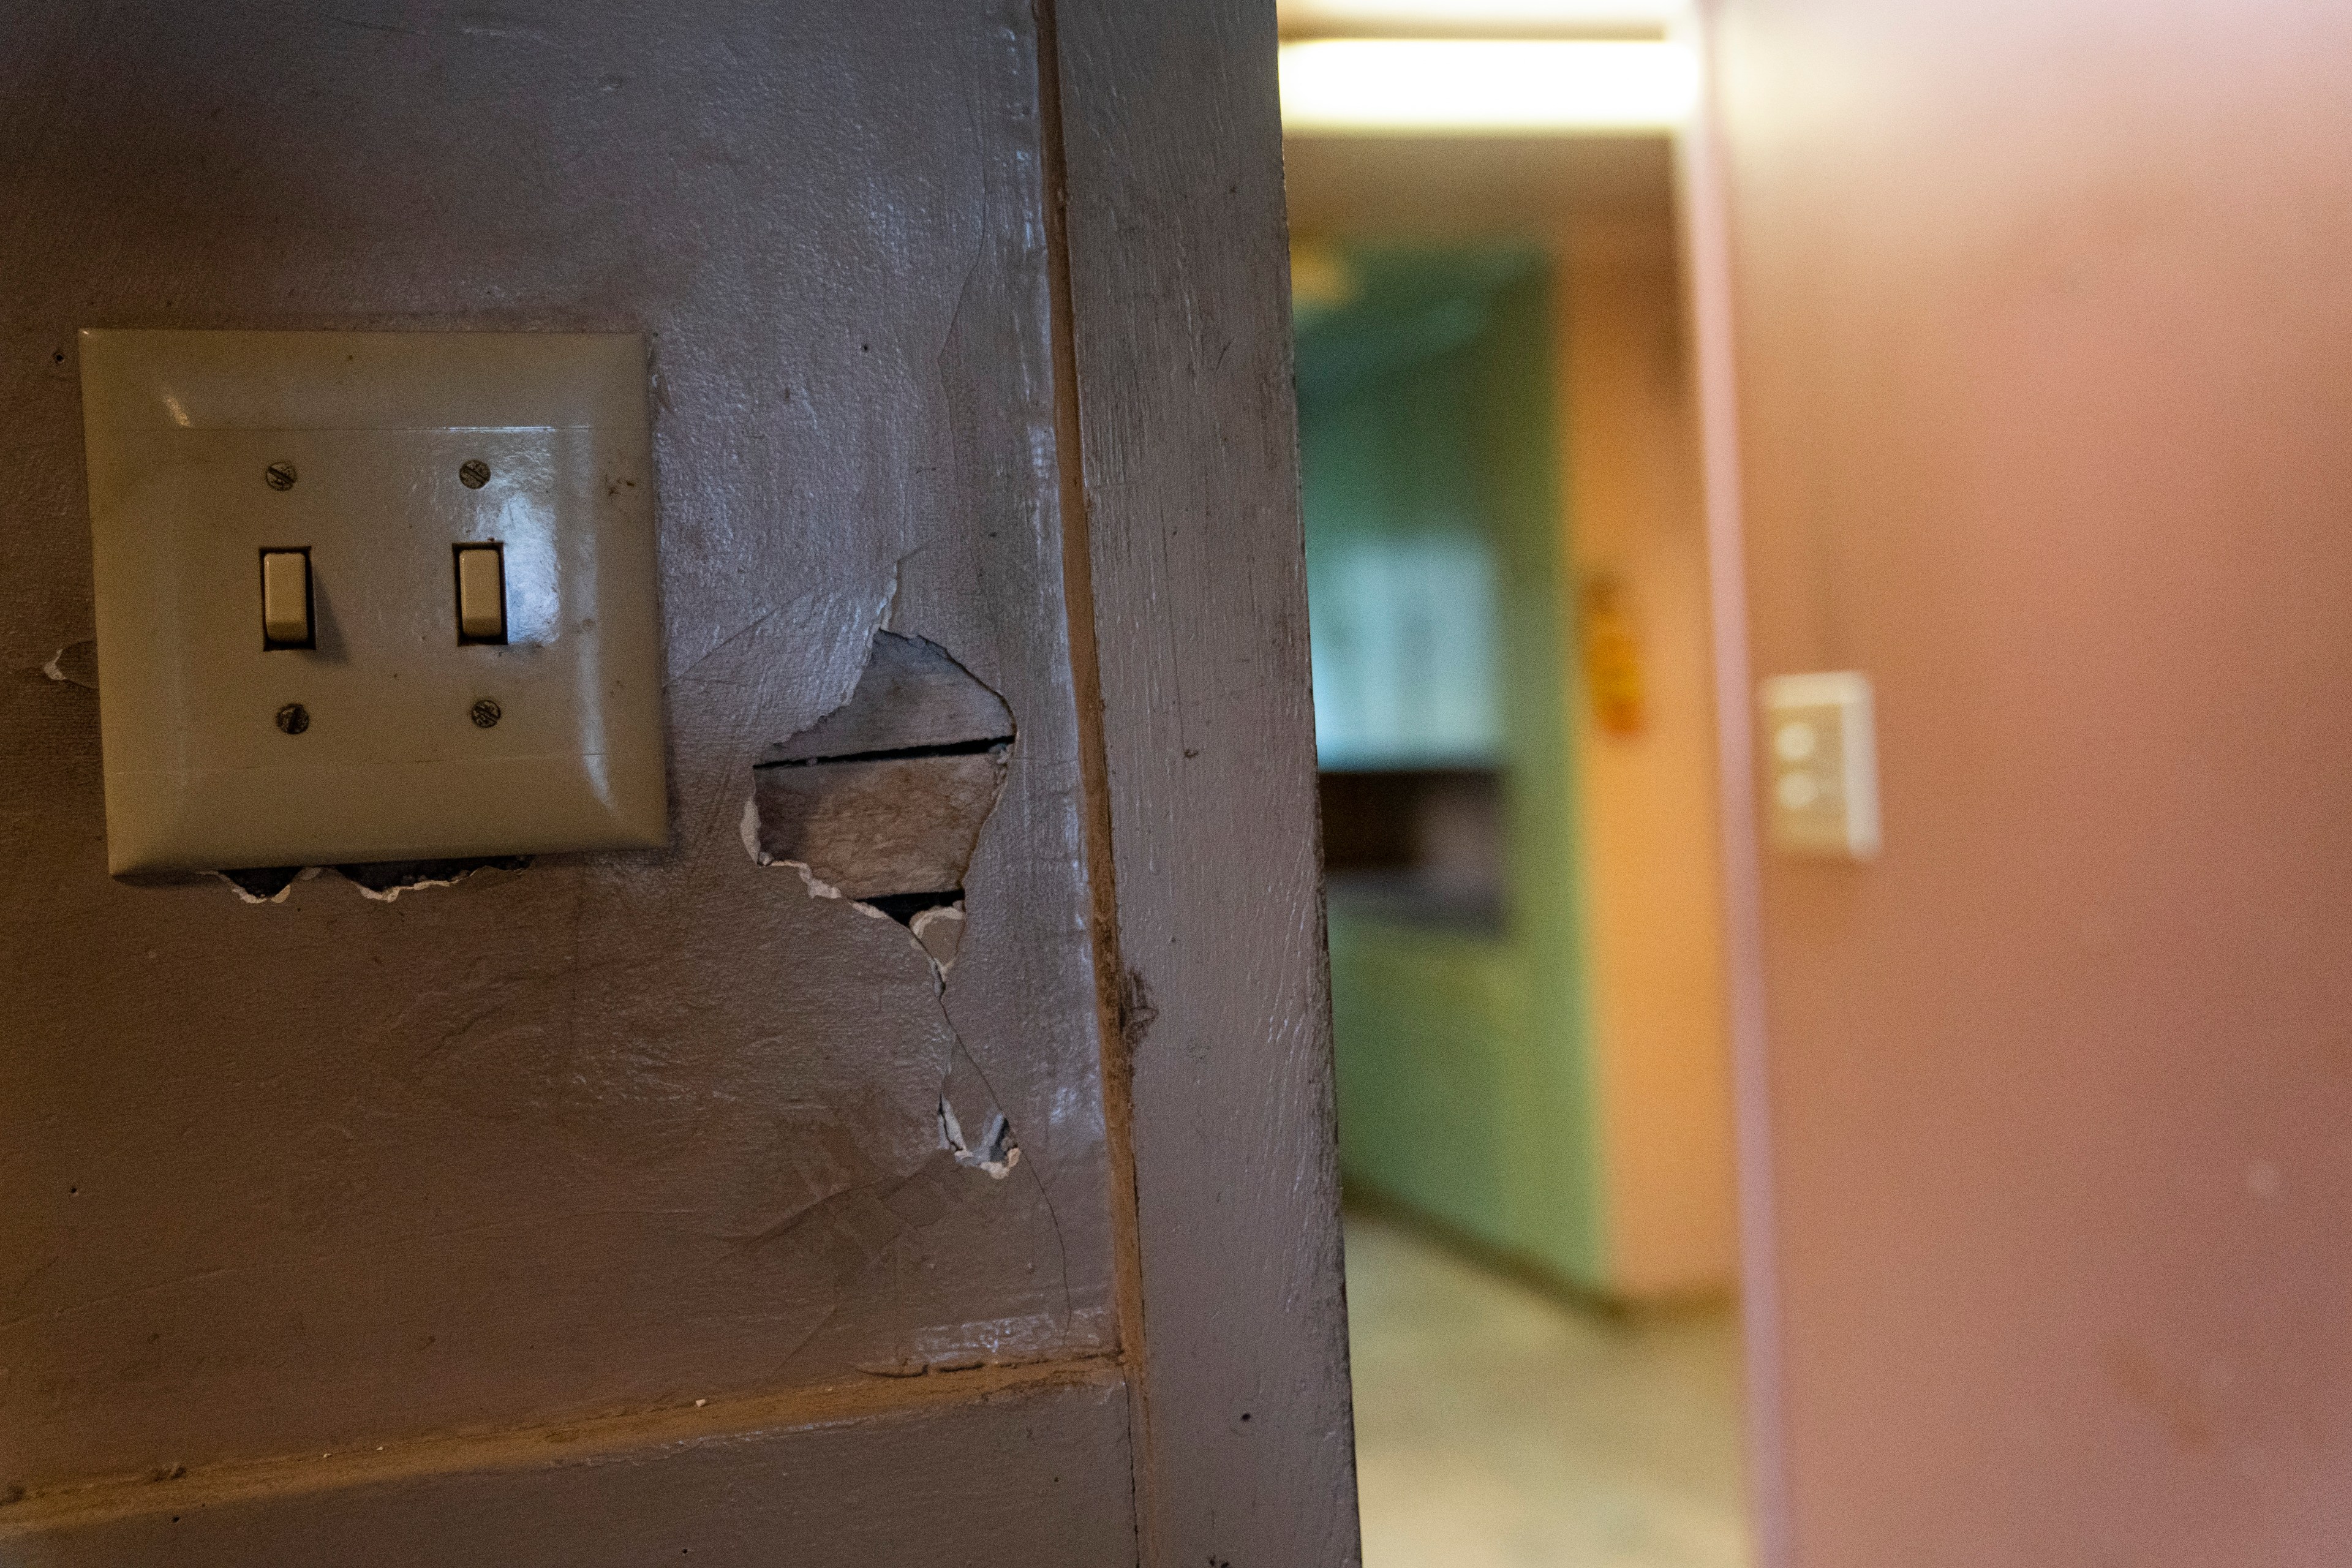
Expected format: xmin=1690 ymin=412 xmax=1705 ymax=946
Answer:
xmin=744 ymin=629 xmax=1014 ymax=970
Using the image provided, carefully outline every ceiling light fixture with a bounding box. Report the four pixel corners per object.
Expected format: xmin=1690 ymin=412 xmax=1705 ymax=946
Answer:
xmin=1278 ymin=0 xmax=1686 ymax=31
xmin=1280 ymin=39 xmax=1700 ymax=134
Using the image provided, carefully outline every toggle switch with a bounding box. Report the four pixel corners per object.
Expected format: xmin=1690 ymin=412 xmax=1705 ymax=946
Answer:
xmin=260 ymin=549 xmax=312 ymax=649
xmin=454 ymin=544 xmax=507 ymax=644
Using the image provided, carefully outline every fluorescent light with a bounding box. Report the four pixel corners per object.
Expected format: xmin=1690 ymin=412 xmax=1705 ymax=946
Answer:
xmin=1280 ymin=39 xmax=1698 ymax=134
xmin=1280 ymin=0 xmax=1686 ymax=29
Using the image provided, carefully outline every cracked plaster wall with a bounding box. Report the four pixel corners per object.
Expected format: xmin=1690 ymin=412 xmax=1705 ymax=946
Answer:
xmin=0 ymin=0 xmax=1112 ymax=1497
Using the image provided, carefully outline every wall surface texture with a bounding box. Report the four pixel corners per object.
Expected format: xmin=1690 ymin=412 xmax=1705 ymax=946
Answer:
xmin=0 ymin=2 xmax=1355 ymax=1561
xmin=1709 ymin=0 xmax=2352 ymax=1561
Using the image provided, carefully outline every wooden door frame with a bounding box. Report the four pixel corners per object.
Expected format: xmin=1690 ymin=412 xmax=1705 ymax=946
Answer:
xmin=1046 ymin=1 xmax=1362 ymax=1563
xmin=1677 ymin=8 xmax=1787 ymax=1566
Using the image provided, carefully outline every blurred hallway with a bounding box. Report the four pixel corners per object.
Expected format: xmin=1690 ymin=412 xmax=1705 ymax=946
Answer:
xmin=1346 ymin=1210 xmax=1749 ymax=1568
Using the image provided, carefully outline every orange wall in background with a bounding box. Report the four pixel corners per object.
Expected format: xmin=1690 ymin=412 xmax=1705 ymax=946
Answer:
xmin=1706 ymin=0 xmax=2352 ymax=1560
xmin=1558 ymin=227 xmax=1738 ymax=1298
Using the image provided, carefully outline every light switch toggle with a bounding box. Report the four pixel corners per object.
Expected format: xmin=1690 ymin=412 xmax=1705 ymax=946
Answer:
xmin=260 ymin=549 xmax=312 ymax=649
xmin=455 ymin=544 xmax=507 ymax=644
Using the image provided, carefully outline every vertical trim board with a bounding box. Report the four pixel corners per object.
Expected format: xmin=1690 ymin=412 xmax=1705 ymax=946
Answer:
xmin=1050 ymin=1 xmax=1363 ymax=1563
xmin=1680 ymin=7 xmax=1791 ymax=1562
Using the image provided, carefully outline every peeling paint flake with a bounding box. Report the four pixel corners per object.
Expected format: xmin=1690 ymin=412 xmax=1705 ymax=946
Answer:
xmin=39 ymin=639 xmax=97 ymax=689
xmin=216 ymin=858 xmax=527 ymax=904
xmin=908 ymin=901 xmax=967 ymax=969
xmin=938 ymin=1096 xmax=1020 ymax=1181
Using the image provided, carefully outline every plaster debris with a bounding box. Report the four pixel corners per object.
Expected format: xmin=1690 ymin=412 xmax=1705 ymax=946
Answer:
xmin=938 ymin=1096 xmax=1020 ymax=1180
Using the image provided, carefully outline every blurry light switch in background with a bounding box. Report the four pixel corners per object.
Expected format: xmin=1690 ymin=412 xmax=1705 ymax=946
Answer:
xmin=1761 ymin=671 xmax=1880 ymax=859
xmin=79 ymin=330 xmax=668 ymax=875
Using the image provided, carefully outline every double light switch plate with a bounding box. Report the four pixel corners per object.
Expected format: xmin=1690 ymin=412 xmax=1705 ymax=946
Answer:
xmin=81 ymin=330 xmax=668 ymax=875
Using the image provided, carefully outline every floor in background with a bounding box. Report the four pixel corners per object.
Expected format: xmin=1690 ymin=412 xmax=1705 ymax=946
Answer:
xmin=1344 ymin=1210 xmax=1752 ymax=1568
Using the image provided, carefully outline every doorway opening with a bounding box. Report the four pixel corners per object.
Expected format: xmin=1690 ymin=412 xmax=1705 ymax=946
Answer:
xmin=1285 ymin=45 xmax=1749 ymax=1568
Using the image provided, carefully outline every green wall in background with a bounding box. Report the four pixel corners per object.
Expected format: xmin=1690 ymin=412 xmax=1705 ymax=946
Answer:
xmin=1298 ymin=249 xmax=1605 ymax=1289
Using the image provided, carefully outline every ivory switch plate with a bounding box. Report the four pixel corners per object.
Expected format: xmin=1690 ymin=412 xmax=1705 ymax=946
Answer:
xmin=1760 ymin=671 xmax=1880 ymax=859
xmin=80 ymin=330 xmax=668 ymax=875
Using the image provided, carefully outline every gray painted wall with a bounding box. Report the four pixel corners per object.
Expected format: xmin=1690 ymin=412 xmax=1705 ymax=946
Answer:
xmin=3 ymin=0 xmax=1107 ymax=1493
xmin=1 ymin=4 xmax=1358 ymax=1560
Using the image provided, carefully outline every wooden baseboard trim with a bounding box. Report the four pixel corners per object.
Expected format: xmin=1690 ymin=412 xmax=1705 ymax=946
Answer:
xmin=4 ymin=1354 xmax=1125 ymax=1536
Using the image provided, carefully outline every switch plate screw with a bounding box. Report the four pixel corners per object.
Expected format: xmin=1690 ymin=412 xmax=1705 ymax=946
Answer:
xmin=274 ymin=703 xmax=310 ymax=735
xmin=265 ymin=462 xmax=298 ymax=491
xmin=459 ymin=459 xmax=491 ymax=489
xmin=470 ymin=698 xmax=502 ymax=729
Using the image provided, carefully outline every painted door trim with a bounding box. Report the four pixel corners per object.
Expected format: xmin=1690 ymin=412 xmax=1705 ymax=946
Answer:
xmin=1045 ymin=1 xmax=1364 ymax=1562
